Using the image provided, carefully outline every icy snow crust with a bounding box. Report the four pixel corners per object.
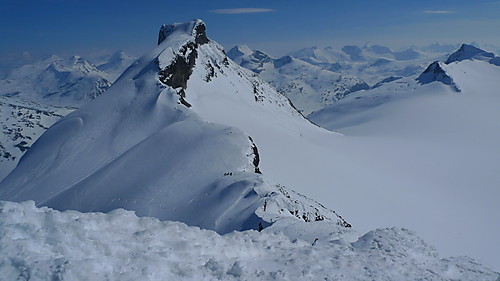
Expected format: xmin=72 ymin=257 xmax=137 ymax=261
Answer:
xmin=1 ymin=201 xmax=498 ymax=281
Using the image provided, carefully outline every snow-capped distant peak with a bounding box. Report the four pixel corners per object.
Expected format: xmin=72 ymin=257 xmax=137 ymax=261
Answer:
xmin=445 ymin=44 xmax=495 ymax=64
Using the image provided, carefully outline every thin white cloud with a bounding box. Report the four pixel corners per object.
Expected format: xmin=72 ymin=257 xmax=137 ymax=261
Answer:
xmin=423 ymin=10 xmax=455 ymax=14
xmin=210 ymin=8 xmax=274 ymax=14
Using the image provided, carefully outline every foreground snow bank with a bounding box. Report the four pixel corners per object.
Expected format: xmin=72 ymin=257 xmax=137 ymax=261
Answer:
xmin=1 ymin=201 xmax=498 ymax=281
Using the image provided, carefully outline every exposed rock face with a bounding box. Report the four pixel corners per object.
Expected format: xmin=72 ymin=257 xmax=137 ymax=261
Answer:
xmin=159 ymin=43 xmax=198 ymax=90
xmin=445 ymin=44 xmax=495 ymax=64
xmin=416 ymin=61 xmax=460 ymax=92
xmin=157 ymin=20 xmax=211 ymax=106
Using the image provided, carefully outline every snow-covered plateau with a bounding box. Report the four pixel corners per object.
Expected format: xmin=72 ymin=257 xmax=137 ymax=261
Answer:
xmin=0 ymin=19 xmax=499 ymax=279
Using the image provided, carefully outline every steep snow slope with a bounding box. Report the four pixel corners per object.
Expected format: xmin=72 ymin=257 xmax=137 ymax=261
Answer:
xmin=309 ymin=58 xmax=500 ymax=271
xmin=0 ymin=20 xmax=349 ymax=234
xmin=227 ymin=45 xmax=368 ymax=115
xmin=1 ymin=201 xmax=498 ymax=281
xmin=0 ymin=55 xmax=111 ymax=107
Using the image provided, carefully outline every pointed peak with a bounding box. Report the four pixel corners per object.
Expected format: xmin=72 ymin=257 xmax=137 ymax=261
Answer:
xmin=417 ymin=61 xmax=460 ymax=92
xmin=158 ymin=19 xmax=209 ymax=45
xmin=445 ymin=44 xmax=494 ymax=64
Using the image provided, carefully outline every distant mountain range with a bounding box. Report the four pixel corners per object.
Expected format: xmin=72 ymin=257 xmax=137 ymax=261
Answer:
xmin=227 ymin=45 xmax=369 ymax=115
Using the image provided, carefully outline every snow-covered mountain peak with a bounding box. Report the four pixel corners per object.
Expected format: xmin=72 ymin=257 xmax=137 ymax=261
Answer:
xmin=445 ymin=44 xmax=495 ymax=64
xmin=416 ymin=61 xmax=459 ymax=91
xmin=0 ymin=19 xmax=351 ymax=235
xmin=158 ymin=19 xmax=208 ymax=46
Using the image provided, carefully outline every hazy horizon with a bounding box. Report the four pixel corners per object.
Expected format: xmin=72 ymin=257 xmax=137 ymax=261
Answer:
xmin=2 ymin=1 xmax=500 ymax=59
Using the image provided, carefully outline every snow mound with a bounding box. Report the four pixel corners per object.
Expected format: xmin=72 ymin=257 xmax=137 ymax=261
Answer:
xmin=0 ymin=201 xmax=497 ymax=281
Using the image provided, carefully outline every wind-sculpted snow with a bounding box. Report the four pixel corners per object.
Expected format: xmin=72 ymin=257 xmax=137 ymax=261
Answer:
xmin=0 ymin=201 xmax=498 ymax=281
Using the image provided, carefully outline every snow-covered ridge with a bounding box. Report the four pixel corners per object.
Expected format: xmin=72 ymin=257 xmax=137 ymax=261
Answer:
xmin=1 ymin=201 xmax=497 ymax=281
xmin=0 ymin=19 xmax=349 ymax=234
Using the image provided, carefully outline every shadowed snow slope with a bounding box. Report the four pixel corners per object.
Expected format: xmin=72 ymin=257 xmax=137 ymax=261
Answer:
xmin=0 ymin=20 xmax=349 ymax=234
xmin=1 ymin=201 xmax=498 ymax=281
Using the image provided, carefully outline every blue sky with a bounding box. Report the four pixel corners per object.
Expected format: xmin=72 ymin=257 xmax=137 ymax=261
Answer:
xmin=1 ymin=0 xmax=500 ymax=58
